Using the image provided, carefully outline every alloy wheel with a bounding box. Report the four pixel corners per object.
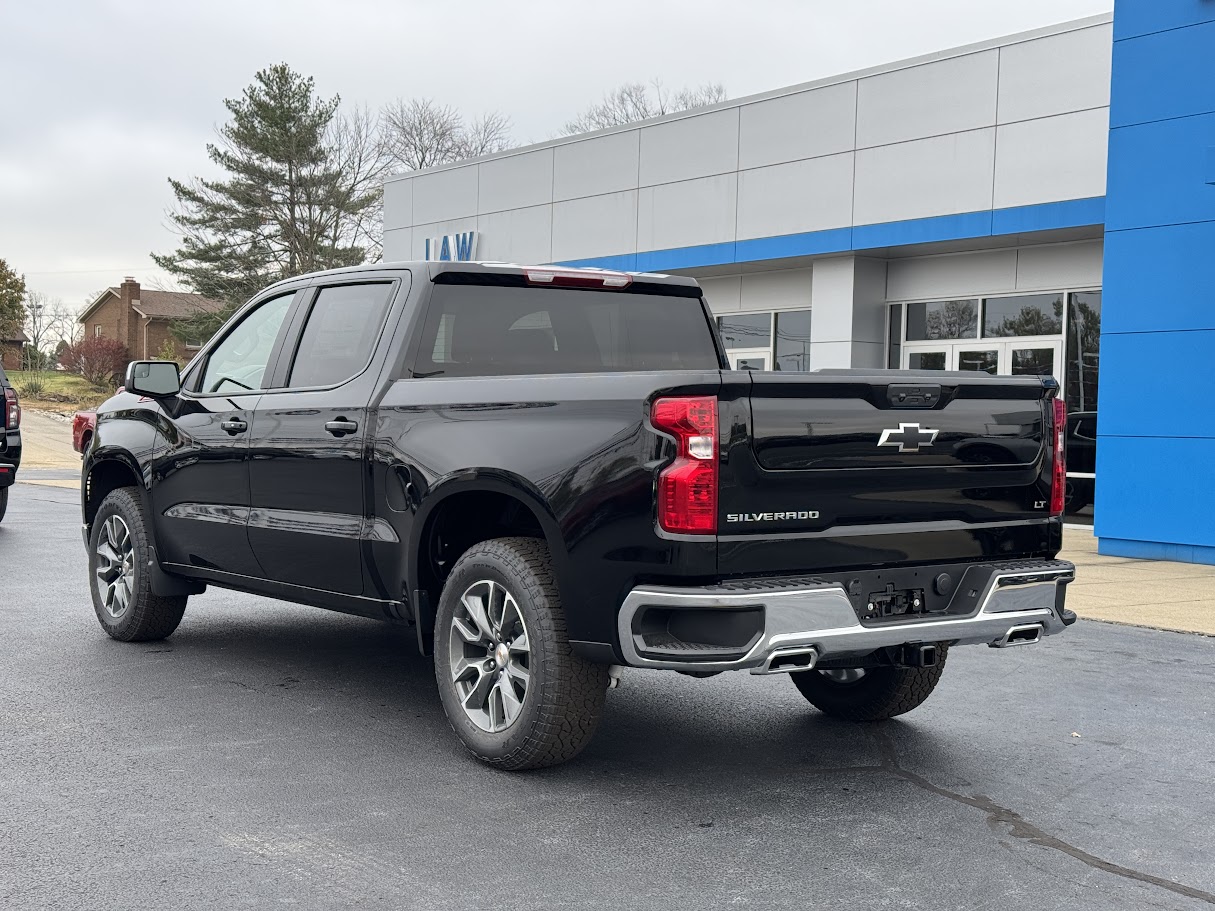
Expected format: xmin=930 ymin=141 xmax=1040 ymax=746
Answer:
xmin=449 ymin=579 xmax=532 ymax=733
xmin=95 ymin=515 xmax=136 ymax=620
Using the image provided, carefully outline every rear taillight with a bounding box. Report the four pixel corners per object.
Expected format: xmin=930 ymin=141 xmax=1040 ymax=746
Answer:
xmin=1050 ymin=398 xmax=1066 ymax=516
xmin=652 ymin=396 xmax=718 ymax=534
xmin=4 ymin=387 xmax=18 ymax=429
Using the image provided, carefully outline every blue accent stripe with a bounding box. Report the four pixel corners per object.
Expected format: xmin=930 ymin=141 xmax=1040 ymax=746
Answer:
xmin=558 ymin=197 xmax=1105 ymax=272
xmin=853 ymin=210 xmax=994 ymax=250
xmin=636 ymin=241 xmax=736 ymax=273
xmin=991 ymin=197 xmax=1107 ymax=235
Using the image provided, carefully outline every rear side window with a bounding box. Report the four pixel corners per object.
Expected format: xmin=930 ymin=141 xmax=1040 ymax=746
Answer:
xmin=288 ymin=283 xmax=395 ymax=388
xmin=414 ymin=285 xmax=719 ymax=377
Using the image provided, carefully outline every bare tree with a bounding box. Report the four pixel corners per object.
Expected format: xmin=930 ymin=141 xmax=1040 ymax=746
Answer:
xmin=561 ymin=80 xmax=728 ymax=135
xmin=380 ymin=98 xmax=512 ymax=172
xmin=22 ymin=291 xmax=75 ymax=369
xmin=327 ymin=105 xmax=392 ymax=262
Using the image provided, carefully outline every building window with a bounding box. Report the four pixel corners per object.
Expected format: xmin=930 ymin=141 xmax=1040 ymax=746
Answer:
xmin=774 ymin=310 xmax=812 ymax=371
xmin=982 ymin=293 xmax=1063 ymax=338
xmin=94 ymin=325 xmax=102 ymax=338
xmin=905 ymin=300 xmax=978 ymax=341
xmin=717 ymin=313 xmax=772 ymax=349
xmin=1066 ymin=291 xmax=1101 ymax=413
xmin=887 ymin=304 xmax=902 ymax=369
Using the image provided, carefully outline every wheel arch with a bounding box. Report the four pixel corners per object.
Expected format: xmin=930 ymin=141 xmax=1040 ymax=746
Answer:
xmin=83 ymin=453 xmax=148 ymax=528
xmin=408 ymin=472 xmax=571 ymax=651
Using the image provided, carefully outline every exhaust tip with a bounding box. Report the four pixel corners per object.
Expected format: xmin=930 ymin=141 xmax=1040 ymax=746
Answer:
xmin=760 ymin=647 xmax=819 ymax=675
xmin=992 ymin=623 xmax=1044 ymax=648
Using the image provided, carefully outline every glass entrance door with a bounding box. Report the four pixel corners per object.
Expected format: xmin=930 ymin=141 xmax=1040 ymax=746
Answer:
xmin=903 ymin=341 xmax=1061 ymax=377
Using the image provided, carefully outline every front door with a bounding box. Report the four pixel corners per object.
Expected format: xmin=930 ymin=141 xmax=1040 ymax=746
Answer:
xmin=153 ymin=290 xmax=298 ymax=577
xmin=246 ymin=279 xmax=401 ymax=596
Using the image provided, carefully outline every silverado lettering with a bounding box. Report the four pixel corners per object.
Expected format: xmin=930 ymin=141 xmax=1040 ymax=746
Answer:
xmin=80 ymin=261 xmax=1076 ymax=771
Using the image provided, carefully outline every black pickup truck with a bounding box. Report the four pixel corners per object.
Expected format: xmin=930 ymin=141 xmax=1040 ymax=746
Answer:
xmin=0 ymin=362 xmax=21 ymax=523
xmin=81 ymin=261 xmax=1075 ymax=770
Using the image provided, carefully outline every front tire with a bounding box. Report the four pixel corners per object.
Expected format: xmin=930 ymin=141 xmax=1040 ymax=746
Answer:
xmin=791 ymin=648 xmax=948 ymax=721
xmin=89 ymin=487 xmax=187 ymax=642
xmin=433 ymin=537 xmax=609 ymax=770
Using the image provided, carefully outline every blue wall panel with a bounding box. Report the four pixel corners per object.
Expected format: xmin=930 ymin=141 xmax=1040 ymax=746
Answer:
xmin=1102 ymin=222 xmax=1215 ymax=333
xmin=1098 ymin=0 xmax=1215 ymax=562
xmin=1105 ymin=112 xmax=1215 ymax=231
xmin=1112 ymin=0 xmax=1215 ymax=40
xmin=1096 ymin=436 xmax=1215 ymax=548
xmin=1098 ymin=330 xmax=1215 ymax=438
xmin=1109 ymin=19 xmax=1215 ymax=127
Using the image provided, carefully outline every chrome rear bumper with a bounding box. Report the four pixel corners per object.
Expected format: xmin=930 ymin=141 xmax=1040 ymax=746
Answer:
xmin=617 ymin=561 xmax=1075 ymax=674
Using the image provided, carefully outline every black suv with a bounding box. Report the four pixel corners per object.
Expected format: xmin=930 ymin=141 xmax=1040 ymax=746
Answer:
xmin=0 ymin=362 xmax=21 ymax=522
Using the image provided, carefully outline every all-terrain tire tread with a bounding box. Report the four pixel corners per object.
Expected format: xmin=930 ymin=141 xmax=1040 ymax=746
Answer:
xmin=437 ymin=537 xmax=608 ymax=771
xmin=792 ymin=647 xmax=949 ymax=722
xmin=91 ymin=488 xmax=187 ymax=642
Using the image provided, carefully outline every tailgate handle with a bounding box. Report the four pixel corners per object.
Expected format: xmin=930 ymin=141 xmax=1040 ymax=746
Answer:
xmin=887 ymin=384 xmax=941 ymax=408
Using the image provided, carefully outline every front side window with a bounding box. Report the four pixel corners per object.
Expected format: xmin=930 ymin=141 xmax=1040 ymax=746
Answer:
xmin=198 ymin=292 xmax=294 ymax=394
xmin=906 ymin=300 xmax=978 ymax=341
xmin=287 ymin=283 xmax=395 ymax=388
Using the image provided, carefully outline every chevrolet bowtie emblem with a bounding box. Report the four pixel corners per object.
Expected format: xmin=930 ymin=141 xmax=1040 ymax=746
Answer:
xmin=877 ymin=422 xmax=940 ymax=453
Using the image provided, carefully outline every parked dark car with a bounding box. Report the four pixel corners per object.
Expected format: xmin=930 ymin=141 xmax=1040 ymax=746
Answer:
xmin=0 ymin=362 xmax=21 ymax=523
xmin=1065 ymin=411 xmax=1097 ymax=514
xmin=80 ymin=262 xmax=1075 ymax=769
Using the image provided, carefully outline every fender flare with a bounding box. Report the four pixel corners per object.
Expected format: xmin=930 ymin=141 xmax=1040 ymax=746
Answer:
xmin=407 ymin=469 xmax=571 ymax=649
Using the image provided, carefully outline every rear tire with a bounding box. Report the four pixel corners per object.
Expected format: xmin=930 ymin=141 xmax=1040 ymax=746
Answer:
xmin=791 ymin=648 xmax=948 ymax=721
xmin=89 ymin=487 xmax=187 ymax=642
xmin=0 ymin=486 xmax=8 ymax=523
xmin=433 ymin=537 xmax=609 ymax=770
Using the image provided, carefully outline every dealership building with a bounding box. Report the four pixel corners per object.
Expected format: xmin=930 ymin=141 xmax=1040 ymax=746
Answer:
xmin=383 ymin=0 xmax=1215 ymax=566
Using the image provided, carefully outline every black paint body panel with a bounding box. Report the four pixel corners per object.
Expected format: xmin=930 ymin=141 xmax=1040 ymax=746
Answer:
xmin=80 ymin=262 xmax=1064 ymax=661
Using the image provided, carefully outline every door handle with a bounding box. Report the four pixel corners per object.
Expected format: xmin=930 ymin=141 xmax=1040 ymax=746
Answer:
xmin=220 ymin=419 xmax=248 ymax=435
xmin=325 ymin=419 xmax=359 ymax=437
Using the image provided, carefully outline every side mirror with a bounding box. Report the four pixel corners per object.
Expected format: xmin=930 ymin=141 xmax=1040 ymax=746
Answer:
xmin=125 ymin=360 xmax=181 ymax=398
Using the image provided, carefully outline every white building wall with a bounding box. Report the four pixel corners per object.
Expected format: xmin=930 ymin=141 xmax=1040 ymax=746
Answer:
xmin=381 ymin=15 xmax=1113 ymax=265
xmin=885 ymin=240 xmax=1104 ymax=301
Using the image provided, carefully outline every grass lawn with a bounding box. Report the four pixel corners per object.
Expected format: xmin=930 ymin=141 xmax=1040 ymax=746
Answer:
xmin=8 ymin=370 xmax=114 ymax=412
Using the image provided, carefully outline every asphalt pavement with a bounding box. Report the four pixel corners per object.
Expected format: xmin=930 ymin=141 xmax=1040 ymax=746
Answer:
xmin=2 ymin=481 xmax=1214 ymax=910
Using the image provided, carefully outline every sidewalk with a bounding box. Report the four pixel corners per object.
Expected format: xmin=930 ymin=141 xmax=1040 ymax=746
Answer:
xmin=1061 ymin=525 xmax=1215 ymax=636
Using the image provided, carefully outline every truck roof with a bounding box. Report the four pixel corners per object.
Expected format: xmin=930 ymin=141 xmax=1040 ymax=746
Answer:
xmin=260 ymin=260 xmax=703 ymax=295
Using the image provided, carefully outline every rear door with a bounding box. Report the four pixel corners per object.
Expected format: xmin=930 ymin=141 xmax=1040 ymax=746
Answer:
xmin=245 ymin=276 xmax=404 ymax=595
xmin=717 ymin=370 xmax=1056 ymax=575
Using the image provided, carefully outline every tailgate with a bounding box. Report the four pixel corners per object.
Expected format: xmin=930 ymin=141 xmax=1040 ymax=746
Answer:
xmin=717 ymin=370 xmax=1058 ymax=575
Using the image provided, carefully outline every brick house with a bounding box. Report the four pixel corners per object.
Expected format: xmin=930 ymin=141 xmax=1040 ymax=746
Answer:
xmin=1 ymin=329 xmax=28 ymax=371
xmin=78 ymin=277 xmax=227 ymax=362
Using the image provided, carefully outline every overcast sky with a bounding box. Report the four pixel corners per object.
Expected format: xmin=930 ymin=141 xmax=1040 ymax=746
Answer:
xmin=1 ymin=0 xmax=1112 ymax=310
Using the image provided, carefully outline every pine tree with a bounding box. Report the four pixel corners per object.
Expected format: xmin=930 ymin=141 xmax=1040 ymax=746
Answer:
xmin=153 ymin=64 xmax=379 ymax=318
xmin=0 ymin=259 xmax=27 ymax=344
